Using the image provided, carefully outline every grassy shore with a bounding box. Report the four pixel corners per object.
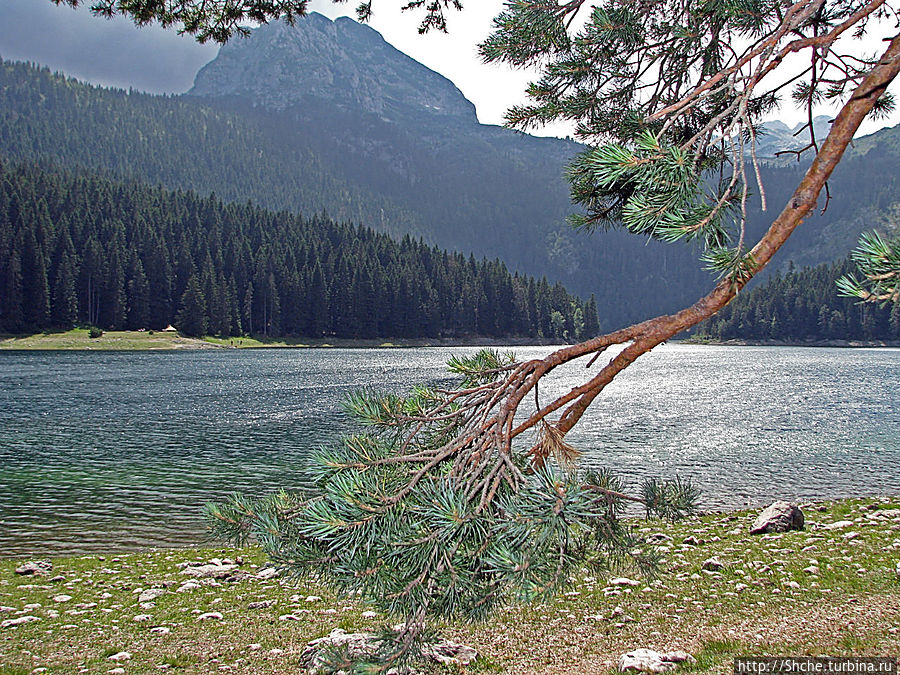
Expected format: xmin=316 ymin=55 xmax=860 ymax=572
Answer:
xmin=0 ymin=329 xmax=559 ymax=351
xmin=683 ymin=336 xmax=900 ymax=348
xmin=1 ymin=496 xmax=898 ymax=674
xmin=0 ymin=329 xmax=219 ymax=351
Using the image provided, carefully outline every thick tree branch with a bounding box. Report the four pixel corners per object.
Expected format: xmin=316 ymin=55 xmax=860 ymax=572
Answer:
xmin=534 ymin=33 xmax=900 ymax=436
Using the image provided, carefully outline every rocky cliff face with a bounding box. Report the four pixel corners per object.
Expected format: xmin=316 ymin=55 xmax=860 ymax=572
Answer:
xmin=188 ymin=13 xmax=477 ymax=124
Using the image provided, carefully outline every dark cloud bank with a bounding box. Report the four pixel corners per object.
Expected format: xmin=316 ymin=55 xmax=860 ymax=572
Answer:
xmin=0 ymin=0 xmax=216 ymax=93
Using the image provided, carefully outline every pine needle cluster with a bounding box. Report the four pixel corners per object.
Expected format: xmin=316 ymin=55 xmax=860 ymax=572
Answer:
xmin=206 ymin=350 xmax=700 ymax=671
xmin=837 ymin=231 xmax=900 ymax=304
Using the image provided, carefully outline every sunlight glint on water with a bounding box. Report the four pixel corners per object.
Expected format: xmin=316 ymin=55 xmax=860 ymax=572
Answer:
xmin=0 ymin=344 xmax=897 ymax=556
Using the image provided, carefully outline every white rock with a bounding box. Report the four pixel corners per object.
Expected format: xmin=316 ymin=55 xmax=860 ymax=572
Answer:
xmin=107 ymin=669 xmax=125 ymax=675
xmin=1 ymin=615 xmax=40 ymax=628
xmin=139 ymin=588 xmax=166 ymax=603
xmin=279 ymin=614 xmax=301 ymax=621
xmin=701 ymin=557 xmax=725 ymax=571
xmin=197 ymin=612 xmax=224 ymax=621
xmin=361 ymin=611 xmax=378 ymax=619
xmin=150 ymin=626 xmax=171 ymax=634
xmin=305 ymin=595 xmax=322 ymax=602
xmin=52 ymin=595 xmax=73 ymax=603
xmin=177 ymin=581 xmax=201 ymax=593
xmin=609 ymin=577 xmax=640 ymax=587
xmin=823 ymin=520 xmax=854 ymax=529
xmin=248 ymin=643 xmax=262 ymax=651
xmin=107 ymin=651 xmax=131 ymax=661
xmin=180 ymin=564 xmax=237 ymax=579
xmin=133 ymin=614 xmax=153 ymax=622
xmin=620 ymin=648 xmax=693 ymax=673
xmin=255 ymin=567 xmax=279 ymax=580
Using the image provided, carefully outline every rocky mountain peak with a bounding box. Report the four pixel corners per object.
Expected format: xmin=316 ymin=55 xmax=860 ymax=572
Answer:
xmin=187 ymin=13 xmax=478 ymax=124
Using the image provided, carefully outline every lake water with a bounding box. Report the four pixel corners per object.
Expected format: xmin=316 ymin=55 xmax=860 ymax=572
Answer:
xmin=1 ymin=344 xmax=898 ymax=556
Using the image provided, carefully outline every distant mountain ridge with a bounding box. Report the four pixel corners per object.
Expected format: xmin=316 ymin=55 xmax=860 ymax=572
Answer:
xmin=189 ymin=14 xmax=477 ymax=125
xmin=756 ymin=116 xmax=834 ymax=158
xmin=1 ymin=13 xmax=899 ymax=331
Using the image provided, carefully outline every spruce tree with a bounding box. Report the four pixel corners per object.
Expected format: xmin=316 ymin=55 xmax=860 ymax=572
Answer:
xmin=51 ymin=251 xmax=79 ymax=329
xmin=176 ymin=274 xmax=207 ymax=337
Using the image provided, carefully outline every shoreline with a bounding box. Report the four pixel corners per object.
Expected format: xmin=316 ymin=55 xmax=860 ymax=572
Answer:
xmin=2 ymin=495 xmax=898 ymax=673
xmin=4 ymin=329 xmax=900 ymax=351
xmin=0 ymin=328 xmax=565 ymax=351
xmin=683 ymin=336 xmax=900 ymax=348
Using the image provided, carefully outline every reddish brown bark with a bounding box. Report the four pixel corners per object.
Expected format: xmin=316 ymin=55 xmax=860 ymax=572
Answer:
xmin=511 ymin=33 xmax=900 ymax=442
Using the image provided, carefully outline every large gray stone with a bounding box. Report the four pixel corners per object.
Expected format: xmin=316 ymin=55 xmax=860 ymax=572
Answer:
xmin=750 ymin=501 xmax=804 ymax=534
xmin=179 ymin=563 xmax=238 ymax=579
xmin=14 ymin=560 xmax=52 ymax=576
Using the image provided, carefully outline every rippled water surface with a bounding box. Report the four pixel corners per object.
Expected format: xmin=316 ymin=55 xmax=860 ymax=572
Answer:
xmin=1 ymin=344 xmax=898 ymax=555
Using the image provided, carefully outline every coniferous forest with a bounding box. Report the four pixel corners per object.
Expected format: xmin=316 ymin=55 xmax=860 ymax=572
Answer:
xmin=0 ymin=160 xmax=599 ymax=340
xmin=696 ymin=259 xmax=900 ymax=342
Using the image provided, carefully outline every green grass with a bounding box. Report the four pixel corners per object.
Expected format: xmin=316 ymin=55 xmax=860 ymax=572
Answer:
xmin=0 ymin=497 xmax=898 ymax=674
xmin=0 ymin=329 xmax=559 ymax=351
xmin=0 ymin=328 xmax=217 ymax=350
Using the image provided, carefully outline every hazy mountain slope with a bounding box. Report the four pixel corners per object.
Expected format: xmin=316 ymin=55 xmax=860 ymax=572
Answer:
xmin=189 ymin=14 xmax=477 ymax=123
xmin=0 ymin=55 xmax=712 ymax=330
xmin=2 ymin=13 xmax=898 ymax=330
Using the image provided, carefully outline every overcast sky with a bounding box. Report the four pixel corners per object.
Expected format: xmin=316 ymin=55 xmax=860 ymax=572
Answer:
xmin=0 ymin=0 xmax=896 ymax=137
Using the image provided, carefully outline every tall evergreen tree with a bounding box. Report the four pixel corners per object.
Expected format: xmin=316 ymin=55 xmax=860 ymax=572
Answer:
xmin=51 ymin=251 xmax=79 ymax=329
xmin=20 ymin=227 xmax=51 ymax=331
xmin=175 ymin=274 xmax=207 ymax=337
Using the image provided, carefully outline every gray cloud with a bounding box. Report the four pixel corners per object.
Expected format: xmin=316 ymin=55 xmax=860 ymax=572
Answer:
xmin=0 ymin=0 xmax=217 ymax=93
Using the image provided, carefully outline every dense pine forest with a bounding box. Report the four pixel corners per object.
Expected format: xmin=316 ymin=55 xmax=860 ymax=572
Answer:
xmin=0 ymin=58 xmax=715 ymax=329
xmin=0 ymin=160 xmax=598 ymax=340
xmin=696 ymin=259 xmax=900 ymax=342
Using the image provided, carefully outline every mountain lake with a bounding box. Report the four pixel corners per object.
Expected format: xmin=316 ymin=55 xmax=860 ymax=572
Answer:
xmin=1 ymin=343 xmax=898 ymax=556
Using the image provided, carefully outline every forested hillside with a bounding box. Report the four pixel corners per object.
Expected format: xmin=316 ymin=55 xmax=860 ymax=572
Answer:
xmin=2 ymin=12 xmax=898 ymax=333
xmin=696 ymin=259 xmax=900 ymax=342
xmin=0 ymin=161 xmax=597 ymax=340
xmin=0 ymin=56 xmax=710 ymax=330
